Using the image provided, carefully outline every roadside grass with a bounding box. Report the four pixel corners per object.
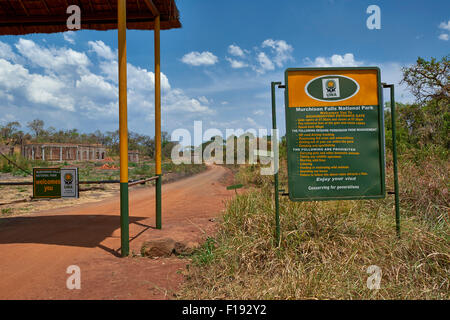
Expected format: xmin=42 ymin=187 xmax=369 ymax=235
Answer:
xmin=178 ymin=151 xmax=449 ymax=299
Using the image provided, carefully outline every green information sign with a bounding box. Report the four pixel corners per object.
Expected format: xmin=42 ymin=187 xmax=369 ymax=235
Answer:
xmin=284 ymin=67 xmax=385 ymax=201
xmin=33 ymin=168 xmax=61 ymax=198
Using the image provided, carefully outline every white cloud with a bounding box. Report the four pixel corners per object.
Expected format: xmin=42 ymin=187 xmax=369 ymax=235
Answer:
xmin=15 ymin=39 xmax=90 ymax=75
xmin=0 ymin=41 xmax=20 ymax=62
xmin=253 ymin=110 xmax=264 ymax=116
xmin=164 ymin=89 xmax=213 ymax=114
xmin=438 ymin=33 xmax=449 ymax=41
xmin=261 ymin=39 xmax=294 ymax=67
xmin=439 ymin=20 xmax=450 ymax=31
xmin=97 ymin=59 xmax=171 ymax=91
xmin=437 ymin=20 xmax=449 ymax=41
xmin=198 ymin=96 xmax=209 ymax=104
xmin=0 ymin=39 xmax=214 ymax=133
xmin=246 ymin=117 xmax=257 ymax=127
xmin=225 ymin=57 xmax=248 ymax=69
xmin=181 ymin=51 xmax=218 ymax=66
xmin=88 ymin=40 xmax=116 ymax=60
xmin=304 ymin=53 xmax=363 ymax=67
xmin=257 ymin=52 xmax=275 ymax=72
xmin=228 ymin=44 xmax=245 ymax=57
xmin=63 ymin=31 xmax=76 ymax=44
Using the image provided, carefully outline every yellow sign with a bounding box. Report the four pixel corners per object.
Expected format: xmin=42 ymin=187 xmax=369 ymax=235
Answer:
xmin=287 ymin=69 xmax=379 ymax=107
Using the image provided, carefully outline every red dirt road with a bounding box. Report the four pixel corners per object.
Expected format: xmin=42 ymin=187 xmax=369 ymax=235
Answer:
xmin=0 ymin=165 xmax=235 ymax=299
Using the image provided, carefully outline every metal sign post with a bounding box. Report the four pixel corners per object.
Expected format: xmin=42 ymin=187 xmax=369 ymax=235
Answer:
xmin=271 ymin=81 xmax=282 ymax=246
xmin=383 ymin=83 xmax=401 ymax=238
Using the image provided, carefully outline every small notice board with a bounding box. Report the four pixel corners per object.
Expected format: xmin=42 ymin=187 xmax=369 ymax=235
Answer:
xmin=33 ymin=167 xmax=79 ymax=199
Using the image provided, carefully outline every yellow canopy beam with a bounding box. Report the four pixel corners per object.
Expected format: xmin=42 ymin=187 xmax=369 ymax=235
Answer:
xmin=118 ymin=0 xmax=129 ymax=257
xmin=154 ymin=14 xmax=162 ymax=229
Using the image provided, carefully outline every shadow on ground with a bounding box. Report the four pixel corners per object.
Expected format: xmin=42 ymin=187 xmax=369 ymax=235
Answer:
xmin=0 ymin=214 xmax=150 ymax=256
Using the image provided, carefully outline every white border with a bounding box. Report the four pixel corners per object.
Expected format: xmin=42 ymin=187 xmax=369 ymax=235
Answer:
xmin=304 ymin=74 xmax=360 ymax=102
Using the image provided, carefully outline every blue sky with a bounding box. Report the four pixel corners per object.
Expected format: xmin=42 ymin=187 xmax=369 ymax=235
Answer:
xmin=0 ymin=0 xmax=449 ymax=142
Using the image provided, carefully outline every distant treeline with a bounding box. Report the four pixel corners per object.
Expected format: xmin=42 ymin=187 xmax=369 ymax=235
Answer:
xmin=0 ymin=119 xmax=174 ymax=158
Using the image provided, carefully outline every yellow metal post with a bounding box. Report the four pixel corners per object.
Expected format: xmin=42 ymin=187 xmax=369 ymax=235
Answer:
xmin=155 ymin=14 xmax=162 ymax=229
xmin=118 ymin=0 xmax=129 ymax=256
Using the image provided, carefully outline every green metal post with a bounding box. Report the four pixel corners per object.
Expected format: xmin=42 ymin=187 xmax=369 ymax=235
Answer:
xmin=156 ymin=174 xmax=162 ymax=229
xmin=388 ymin=84 xmax=401 ymax=238
xmin=271 ymin=81 xmax=281 ymax=246
xmin=383 ymin=84 xmax=401 ymax=237
xmin=120 ymin=182 xmax=129 ymax=256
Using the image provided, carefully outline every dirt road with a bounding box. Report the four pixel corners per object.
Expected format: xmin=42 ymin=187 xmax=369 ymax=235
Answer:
xmin=0 ymin=165 xmax=235 ymax=299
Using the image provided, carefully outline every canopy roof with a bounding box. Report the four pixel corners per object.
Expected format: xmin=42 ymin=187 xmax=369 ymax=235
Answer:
xmin=0 ymin=0 xmax=181 ymax=35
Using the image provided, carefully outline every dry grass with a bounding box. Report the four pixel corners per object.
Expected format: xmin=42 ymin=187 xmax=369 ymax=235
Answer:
xmin=178 ymin=152 xmax=449 ymax=300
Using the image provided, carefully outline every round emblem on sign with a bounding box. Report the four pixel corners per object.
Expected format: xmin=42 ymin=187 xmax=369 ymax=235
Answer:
xmin=305 ymin=75 xmax=360 ymax=102
xmin=64 ymin=173 xmax=73 ymax=184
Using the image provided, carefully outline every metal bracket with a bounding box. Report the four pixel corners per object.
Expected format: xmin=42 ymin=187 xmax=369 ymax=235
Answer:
xmin=278 ymin=84 xmax=286 ymax=89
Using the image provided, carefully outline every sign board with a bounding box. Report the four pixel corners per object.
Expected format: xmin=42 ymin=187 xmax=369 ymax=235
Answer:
xmin=33 ymin=167 xmax=79 ymax=199
xmin=284 ymin=67 xmax=385 ymax=201
xmin=33 ymin=168 xmax=61 ymax=198
xmin=61 ymin=168 xmax=79 ymax=198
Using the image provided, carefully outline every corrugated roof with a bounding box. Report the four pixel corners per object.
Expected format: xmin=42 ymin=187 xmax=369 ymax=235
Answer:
xmin=0 ymin=0 xmax=181 ymax=35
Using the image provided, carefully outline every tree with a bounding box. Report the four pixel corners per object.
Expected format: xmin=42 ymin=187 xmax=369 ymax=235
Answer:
xmin=27 ymin=119 xmax=45 ymax=138
xmin=0 ymin=121 xmax=21 ymax=142
xmin=398 ymin=55 xmax=450 ymax=150
xmin=401 ymin=55 xmax=449 ymax=103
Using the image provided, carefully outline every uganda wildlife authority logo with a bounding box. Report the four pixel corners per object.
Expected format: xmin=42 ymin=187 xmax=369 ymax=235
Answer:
xmin=64 ymin=173 xmax=73 ymax=184
xmin=305 ymin=75 xmax=360 ymax=102
xmin=322 ymin=78 xmax=340 ymax=98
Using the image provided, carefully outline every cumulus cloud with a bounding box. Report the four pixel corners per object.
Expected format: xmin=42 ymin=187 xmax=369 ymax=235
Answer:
xmin=15 ymin=38 xmax=90 ymax=75
xmin=228 ymin=44 xmax=245 ymax=57
xmin=181 ymin=51 xmax=218 ymax=66
xmin=438 ymin=20 xmax=450 ymax=41
xmin=0 ymin=41 xmax=20 ymax=62
xmin=224 ymin=39 xmax=293 ymax=73
xmin=304 ymin=53 xmax=363 ymax=67
xmin=0 ymin=38 xmax=213 ymax=132
xmin=439 ymin=20 xmax=450 ymax=31
xmin=88 ymin=40 xmax=116 ymax=60
xmin=225 ymin=57 xmax=248 ymax=69
xmin=261 ymin=39 xmax=294 ymax=67
xmin=256 ymin=52 xmax=275 ymax=72
xmin=63 ymin=31 xmax=76 ymax=44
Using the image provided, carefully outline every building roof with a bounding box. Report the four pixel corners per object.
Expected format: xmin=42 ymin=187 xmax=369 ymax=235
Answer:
xmin=0 ymin=0 xmax=181 ymax=35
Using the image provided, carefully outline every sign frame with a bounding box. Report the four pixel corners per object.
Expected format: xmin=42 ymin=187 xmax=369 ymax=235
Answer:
xmin=284 ymin=67 xmax=386 ymax=202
